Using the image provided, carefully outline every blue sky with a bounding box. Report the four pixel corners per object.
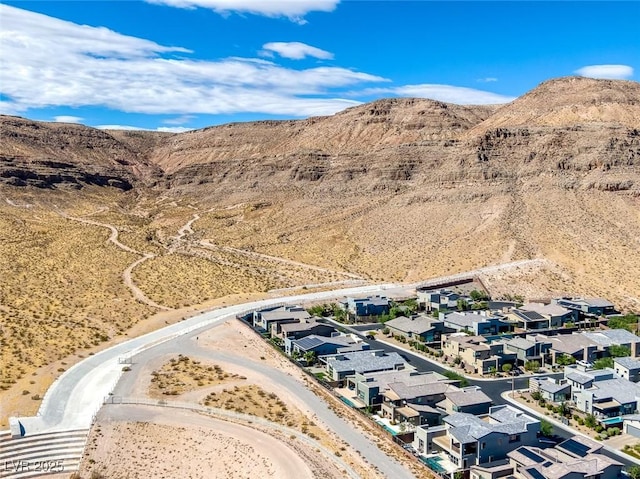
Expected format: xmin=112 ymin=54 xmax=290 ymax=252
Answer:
xmin=1 ymin=1 xmax=638 ymax=132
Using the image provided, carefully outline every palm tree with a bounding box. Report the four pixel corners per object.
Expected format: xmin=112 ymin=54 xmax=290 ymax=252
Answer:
xmin=304 ymin=351 xmax=316 ymax=366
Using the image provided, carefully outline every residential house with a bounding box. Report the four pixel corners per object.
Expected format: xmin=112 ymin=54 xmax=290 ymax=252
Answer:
xmin=342 ymin=295 xmax=390 ymax=319
xmin=413 ymin=405 xmax=540 ymax=470
xmin=614 ymin=356 xmax=640 ymax=383
xmin=623 ymin=415 xmax=640 ymax=438
xmin=582 ymin=329 xmax=640 ymax=357
xmin=529 ymin=377 xmax=571 ymax=403
xmin=507 ymin=436 xmax=622 ymax=479
xmin=442 ymin=334 xmax=504 ymax=375
xmin=554 ymin=297 xmax=618 ymax=318
xmin=511 ymin=302 xmax=575 ymax=330
xmin=385 ymin=315 xmax=444 ymax=342
xmin=573 ymin=376 xmax=640 ymax=424
xmin=350 ymin=370 xmax=454 ymax=409
xmin=503 ymin=336 xmax=550 ymax=367
xmin=252 ymin=306 xmax=310 ymax=332
xmin=438 ymin=387 xmax=493 ymax=415
xmin=543 ymin=333 xmax=600 ymax=365
xmin=417 ymin=288 xmax=461 ymax=312
xmin=322 ymin=349 xmax=409 ymax=382
xmin=564 ymin=365 xmax=614 ymax=395
xmin=286 ymin=333 xmax=369 ymax=357
xmin=272 ymin=318 xmax=335 ymax=340
xmin=380 ymin=380 xmax=459 ymax=427
xmin=441 ymin=311 xmax=511 ymax=336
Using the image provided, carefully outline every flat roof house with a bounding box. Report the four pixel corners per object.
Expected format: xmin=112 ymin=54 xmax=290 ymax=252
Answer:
xmin=322 ymin=349 xmax=409 ymax=382
xmin=514 ymin=302 xmax=576 ymax=330
xmin=529 ymin=377 xmax=571 ymax=403
xmin=573 ymin=377 xmax=640 ymax=424
xmin=413 ymin=405 xmax=540 ymax=471
xmin=614 ymin=356 xmax=640 ymax=383
xmin=385 ymin=315 xmax=445 ymax=342
xmin=441 ymin=311 xmax=511 ymax=336
xmin=253 ymin=306 xmax=310 ymax=332
xmin=286 ymin=333 xmax=369 ymax=357
xmin=554 ymin=297 xmax=618 ymax=318
xmin=380 ymin=380 xmax=459 ymax=428
xmin=342 ymin=295 xmax=390 ymax=319
xmin=503 ymin=336 xmax=550 ymax=367
xmin=272 ymin=318 xmax=335 ymax=340
xmin=543 ymin=333 xmax=600 ymax=364
xmin=507 ymin=436 xmax=622 ymax=479
xmin=351 ymin=370 xmax=453 ymax=408
xmin=582 ymin=329 xmax=640 ymax=357
xmin=438 ymin=387 xmax=493 ymax=416
xmin=442 ymin=334 xmax=503 ymax=376
xmin=416 ymin=288 xmax=461 ymax=312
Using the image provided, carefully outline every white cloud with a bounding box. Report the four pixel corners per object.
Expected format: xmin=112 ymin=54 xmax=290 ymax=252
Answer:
xmin=162 ymin=115 xmax=195 ymax=125
xmin=358 ymin=84 xmax=515 ymax=105
xmin=157 ymin=126 xmax=193 ymax=133
xmin=574 ymin=64 xmax=634 ymax=80
xmin=0 ymin=5 xmax=383 ymax=119
xmin=96 ymin=124 xmax=192 ymax=133
xmin=146 ymin=0 xmax=339 ymax=23
xmin=261 ymin=42 xmax=333 ymax=60
xmin=53 ymin=115 xmax=83 ymax=123
xmin=476 ymin=77 xmax=498 ymax=83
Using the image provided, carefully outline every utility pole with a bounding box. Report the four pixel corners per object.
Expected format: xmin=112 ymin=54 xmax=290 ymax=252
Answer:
xmin=512 ymin=376 xmax=516 ymax=398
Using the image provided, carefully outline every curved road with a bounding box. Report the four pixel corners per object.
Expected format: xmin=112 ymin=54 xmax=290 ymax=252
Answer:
xmin=8 ymin=282 xmax=415 ymax=478
xmin=111 ymin=331 xmax=415 ymax=479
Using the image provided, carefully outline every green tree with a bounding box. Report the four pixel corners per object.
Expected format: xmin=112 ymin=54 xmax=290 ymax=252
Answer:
xmin=540 ymin=419 xmax=553 ymax=437
xmin=608 ymin=314 xmax=639 ymax=332
xmin=525 ymin=360 xmax=540 ymax=372
xmin=556 ymin=354 xmax=576 ymax=366
xmin=593 ymin=357 xmax=614 ymax=370
xmin=558 ymin=402 xmax=571 ymax=417
xmin=584 ymin=414 xmax=598 ymax=429
xmin=502 ymin=363 xmax=513 ymax=373
xmin=531 ymin=391 xmax=542 ymax=401
xmin=470 ymin=290 xmax=490 ymax=301
xmin=609 ymin=344 xmax=631 ymax=358
xmin=457 ymin=299 xmax=470 ymax=311
xmin=291 ymin=349 xmax=301 ymax=361
xmin=304 ymin=351 xmax=316 ymax=365
xmin=488 ymin=366 xmax=497 ymax=376
xmin=627 ymin=465 xmax=640 ymax=479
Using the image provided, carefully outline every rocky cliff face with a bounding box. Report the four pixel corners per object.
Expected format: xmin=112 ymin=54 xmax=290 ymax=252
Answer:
xmin=0 ymin=117 xmax=166 ymax=189
xmin=2 ymin=77 xmax=638 ymax=195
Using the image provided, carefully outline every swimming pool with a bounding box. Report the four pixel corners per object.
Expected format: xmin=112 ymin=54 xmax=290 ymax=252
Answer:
xmin=420 ymin=456 xmax=446 ymax=473
xmin=601 ymin=416 xmax=622 ymax=426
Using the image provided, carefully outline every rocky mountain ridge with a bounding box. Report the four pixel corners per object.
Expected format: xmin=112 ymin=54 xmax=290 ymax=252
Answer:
xmin=2 ymin=76 xmax=638 ymax=196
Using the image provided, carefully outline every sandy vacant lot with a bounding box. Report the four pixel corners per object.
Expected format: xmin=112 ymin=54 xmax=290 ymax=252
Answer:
xmin=79 ymin=319 xmax=430 ymax=479
xmin=81 ymin=406 xmax=320 ymax=479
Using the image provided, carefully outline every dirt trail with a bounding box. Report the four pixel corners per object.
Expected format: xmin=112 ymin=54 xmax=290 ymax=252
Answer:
xmin=58 ymin=210 xmax=172 ymax=310
xmin=199 ymin=240 xmax=364 ymax=280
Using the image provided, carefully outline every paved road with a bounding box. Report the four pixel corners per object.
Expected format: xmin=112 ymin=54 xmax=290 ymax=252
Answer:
xmin=8 ymin=282 xmax=398 ymax=435
xmin=112 ymin=329 xmax=416 ymax=479
xmin=339 ymin=328 xmax=637 ymax=468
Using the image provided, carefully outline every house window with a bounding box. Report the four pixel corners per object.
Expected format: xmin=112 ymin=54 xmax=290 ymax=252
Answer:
xmin=481 ymin=442 xmax=486 ymax=449
xmin=508 ymin=434 xmax=520 ymax=443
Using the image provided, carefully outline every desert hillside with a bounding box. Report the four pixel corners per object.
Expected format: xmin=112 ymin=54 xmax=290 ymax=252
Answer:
xmin=1 ymin=76 xmax=639 ymax=422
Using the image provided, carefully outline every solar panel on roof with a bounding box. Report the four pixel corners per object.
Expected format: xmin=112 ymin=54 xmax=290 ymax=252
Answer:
xmin=519 ymin=448 xmax=545 ymax=463
xmin=296 ymin=337 xmax=323 ymax=349
xmin=558 ymin=438 xmax=590 ymax=457
xmin=526 ymin=468 xmax=547 ymax=479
